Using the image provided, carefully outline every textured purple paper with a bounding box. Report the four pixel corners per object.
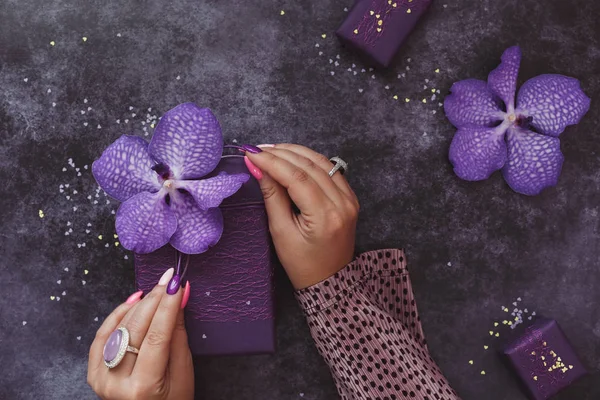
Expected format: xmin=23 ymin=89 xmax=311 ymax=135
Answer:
xmin=135 ymin=156 xmax=275 ymax=356
xmin=336 ymin=0 xmax=432 ymax=68
xmin=503 ymin=318 xmax=586 ymax=400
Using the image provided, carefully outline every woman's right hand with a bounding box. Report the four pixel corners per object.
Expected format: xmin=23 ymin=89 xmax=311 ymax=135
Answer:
xmin=245 ymin=144 xmax=359 ymax=290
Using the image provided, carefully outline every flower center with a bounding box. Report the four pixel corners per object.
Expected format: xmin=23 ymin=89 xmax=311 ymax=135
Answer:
xmin=151 ymin=163 xmax=172 ymax=181
xmin=508 ymin=114 xmax=517 ymax=123
xmin=163 ymin=179 xmax=174 ymax=189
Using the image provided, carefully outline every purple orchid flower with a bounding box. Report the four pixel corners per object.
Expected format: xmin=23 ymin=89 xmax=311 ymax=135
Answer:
xmin=92 ymin=103 xmax=250 ymax=254
xmin=444 ymin=46 xmax=591 ymax=195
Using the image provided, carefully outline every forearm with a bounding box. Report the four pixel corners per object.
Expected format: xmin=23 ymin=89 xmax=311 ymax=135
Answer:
xmin=295 ymin=249 xmax=460 ymax=400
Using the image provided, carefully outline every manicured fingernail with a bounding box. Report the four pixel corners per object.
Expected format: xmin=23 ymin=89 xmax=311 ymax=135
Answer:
xmin=241 ymin=144 xmax=262 ymax=154
xmin=125 ymin=290 xmax=143 ymax=305
xmin=158 ymin=267 xmax=174 ymax=286
xmin=257 ymin=144 xmax=275 ymax=148
xmin=244 ymin=156 xmax=263 ymax=180
xmin=167 ymin=274 xmax=181 ymax=295
xmin=180 ymin=281 xmax=191 ymax=308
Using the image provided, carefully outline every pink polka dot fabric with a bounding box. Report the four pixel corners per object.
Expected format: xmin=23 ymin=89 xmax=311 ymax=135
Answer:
xmin=296 ymin=249 xmax=460 ymax=400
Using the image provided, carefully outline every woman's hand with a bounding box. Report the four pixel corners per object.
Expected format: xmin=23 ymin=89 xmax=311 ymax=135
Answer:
xmin=87 ymin=269 xmax=194 ymax=400
xmin=246 ymin=144 xmax=359 ymax=289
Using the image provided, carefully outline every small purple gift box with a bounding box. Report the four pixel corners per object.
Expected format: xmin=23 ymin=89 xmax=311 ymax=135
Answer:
xmin=135 ymin=156 xmax=275 ymax=356
xmin=336 ymin=0 xmax=433 ymax=68
xmin=502 ymin=318 xmax=586 ymax=400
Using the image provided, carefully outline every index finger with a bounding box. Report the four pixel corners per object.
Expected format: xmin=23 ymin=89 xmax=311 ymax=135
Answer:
xmin=132 ymin=282 xmax=184 ymax=381
xmin=269 ymin=144 xmax=358 ymax=205
xmin=246 ymin=151 xmax=331 ymax=213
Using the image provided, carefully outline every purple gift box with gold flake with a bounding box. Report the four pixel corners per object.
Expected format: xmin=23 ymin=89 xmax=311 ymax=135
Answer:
xmin=502 ymin=318 xmax=586 ymax=400
xmin=336 ymin=0 xmax=433 ymax=68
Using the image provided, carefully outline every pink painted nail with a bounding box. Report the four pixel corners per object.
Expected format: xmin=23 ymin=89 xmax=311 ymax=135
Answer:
xmin=125 ymin=290 xmax=143 ymax=305
xmin=180 ymin=281 xmax=191 ymax=309
xmin=257 ymin=144 xmax=275 ymax=148
xmin=244 ymin=156 xmax=263 ymax=180
xmin=158 ymin=267 xmax=175 ymax=286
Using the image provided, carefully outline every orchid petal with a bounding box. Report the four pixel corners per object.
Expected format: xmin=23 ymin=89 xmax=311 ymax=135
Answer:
xmin=516 ymin=74 xmax=591 ymax=137
xmin=92 ymin=135 xmax=160 ymax=201
xmin=449 ymin=125 xmax=508 ymax=181
xmin=502 ymin=128 xmax=564 ymax=196
xmin=149 ymin=103 xmax=223 ymax=180
xmin=169 ymin=193 xmax=224 ymax=254
xmin=444 ymin=79 xmax=504 ymax=128
xmin=488 ymin=46 xmax=521 ymax=111
xmin=176 ymin=172 xmax=250 ymax=210
xmin=116 ymin=191 xmax=178 ymax=254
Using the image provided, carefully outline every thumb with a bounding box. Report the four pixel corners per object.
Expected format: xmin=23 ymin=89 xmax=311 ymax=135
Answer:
xmin=245 ymin=156 xmax=294 ymax=232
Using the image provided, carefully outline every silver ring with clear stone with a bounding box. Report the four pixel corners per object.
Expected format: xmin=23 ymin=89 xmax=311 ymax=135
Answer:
xmin=103 ymin=326 xmax=139 ymax=369
xmin=328 ymin=157 xmax=348 ymax=177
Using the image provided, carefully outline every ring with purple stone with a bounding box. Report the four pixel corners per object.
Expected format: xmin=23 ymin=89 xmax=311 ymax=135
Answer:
xmin=103 ymin=327 xmax=139 ymax=369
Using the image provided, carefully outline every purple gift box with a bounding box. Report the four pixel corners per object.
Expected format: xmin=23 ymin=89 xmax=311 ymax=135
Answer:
xmin=135 ymin=156 xmax=276 ymax=356
xmin=336 ymin=0 xmax=433 ymax=68
xmin=502 ymin=318 xmax=586 ymax=400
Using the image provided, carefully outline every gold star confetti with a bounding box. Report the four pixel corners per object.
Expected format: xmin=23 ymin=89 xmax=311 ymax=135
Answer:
xmin=392 ymin=3 xmax=397 ymax=7
xmin=115 ymin=242 xmax=120 ymax=247
xmin=370 ymin=10 xmax=375 ymax=15
xmin=84 ymin=270 xmax=89 ymax=275
xmin=435 ymin=68 xmax=440 ymax=73
xmin=406 ymin=9 xmax=412 ymax=14
xmin=377 ymin=28 xmax=382 ymax=32
xmin=376 ymin=14 xmax=381 ymax=18
xmin=353 ymin=29 xmax=359 ymax=34
xmin=113 ymin=234 xmax=118 ymax=239
xmin=150 ymin=123 xmax=155 ymax=128
xmin=98 ymin=235 xmax=103 ymax=240
xmin=432 ymin=88 xmax=437 ymax=93
xmin=503 ymin=320 xmax=509 ymax=325
xmin=489 ymin=331 xmax=494 ymax=336
xmin=82 ymin=37 xmax=88 ymax=42
xmin=50 ymin=41 xmax=56 ymax=46
xmin=484 ymin=345 xmax=489 ymax=350
xmin=50 ymin=296 xmax=55 ymax=300
xmin=533 ymin=376 xmax=538 ymax=381
xmin=280 ymin=10 xmax=285 ymax=15
xmin=495 ymin=333 xmax=500 ymax=337
xmin=378 ymin=20 xmax=383 ymax=26
xmin=393 ymin=95 xmax=398 ymax=100
xmin=38 ymin=209 xmax=45 ymax=218
xmin=569 ymin=365 xmax=573 ymax=369
xmin=422 ymin=99 xmax=427 ymax=104
xmin=405 ymin=98 xmax=410 ymax=103
xmin=321 ymin=34 xmax=327 ymax=39
xmin=468 ymin=360 xmax=474 ymax=365
xmin=480 ymin=371 xmax=486 ymax=375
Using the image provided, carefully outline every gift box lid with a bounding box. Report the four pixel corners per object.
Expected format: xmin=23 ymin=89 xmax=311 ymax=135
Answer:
xmin=502 ymin=318 xmax=587 ymax=400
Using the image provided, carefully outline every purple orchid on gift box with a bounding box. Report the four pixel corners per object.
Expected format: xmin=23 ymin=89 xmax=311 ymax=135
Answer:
xmin=92 ymin=103 xmax=249 ymax=254
xmin=445 ymin=46 xmax=591 ymax=195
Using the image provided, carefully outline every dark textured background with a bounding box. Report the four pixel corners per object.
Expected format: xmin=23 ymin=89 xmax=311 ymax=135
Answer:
xmin=0 ymin=0 xmax=598 ymax=399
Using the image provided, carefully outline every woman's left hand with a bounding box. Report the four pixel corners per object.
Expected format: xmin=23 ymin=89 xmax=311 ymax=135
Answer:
xmin=87 ymin=269 xmax=194 ymax=400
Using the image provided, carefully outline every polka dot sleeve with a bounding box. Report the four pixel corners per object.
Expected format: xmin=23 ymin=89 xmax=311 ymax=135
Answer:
xmin=295 ymin=249 xmax=461 ymax=400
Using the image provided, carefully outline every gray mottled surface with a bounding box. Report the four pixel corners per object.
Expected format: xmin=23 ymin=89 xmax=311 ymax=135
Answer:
xmin=0 ymin=0 xmax=599 ymax=399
